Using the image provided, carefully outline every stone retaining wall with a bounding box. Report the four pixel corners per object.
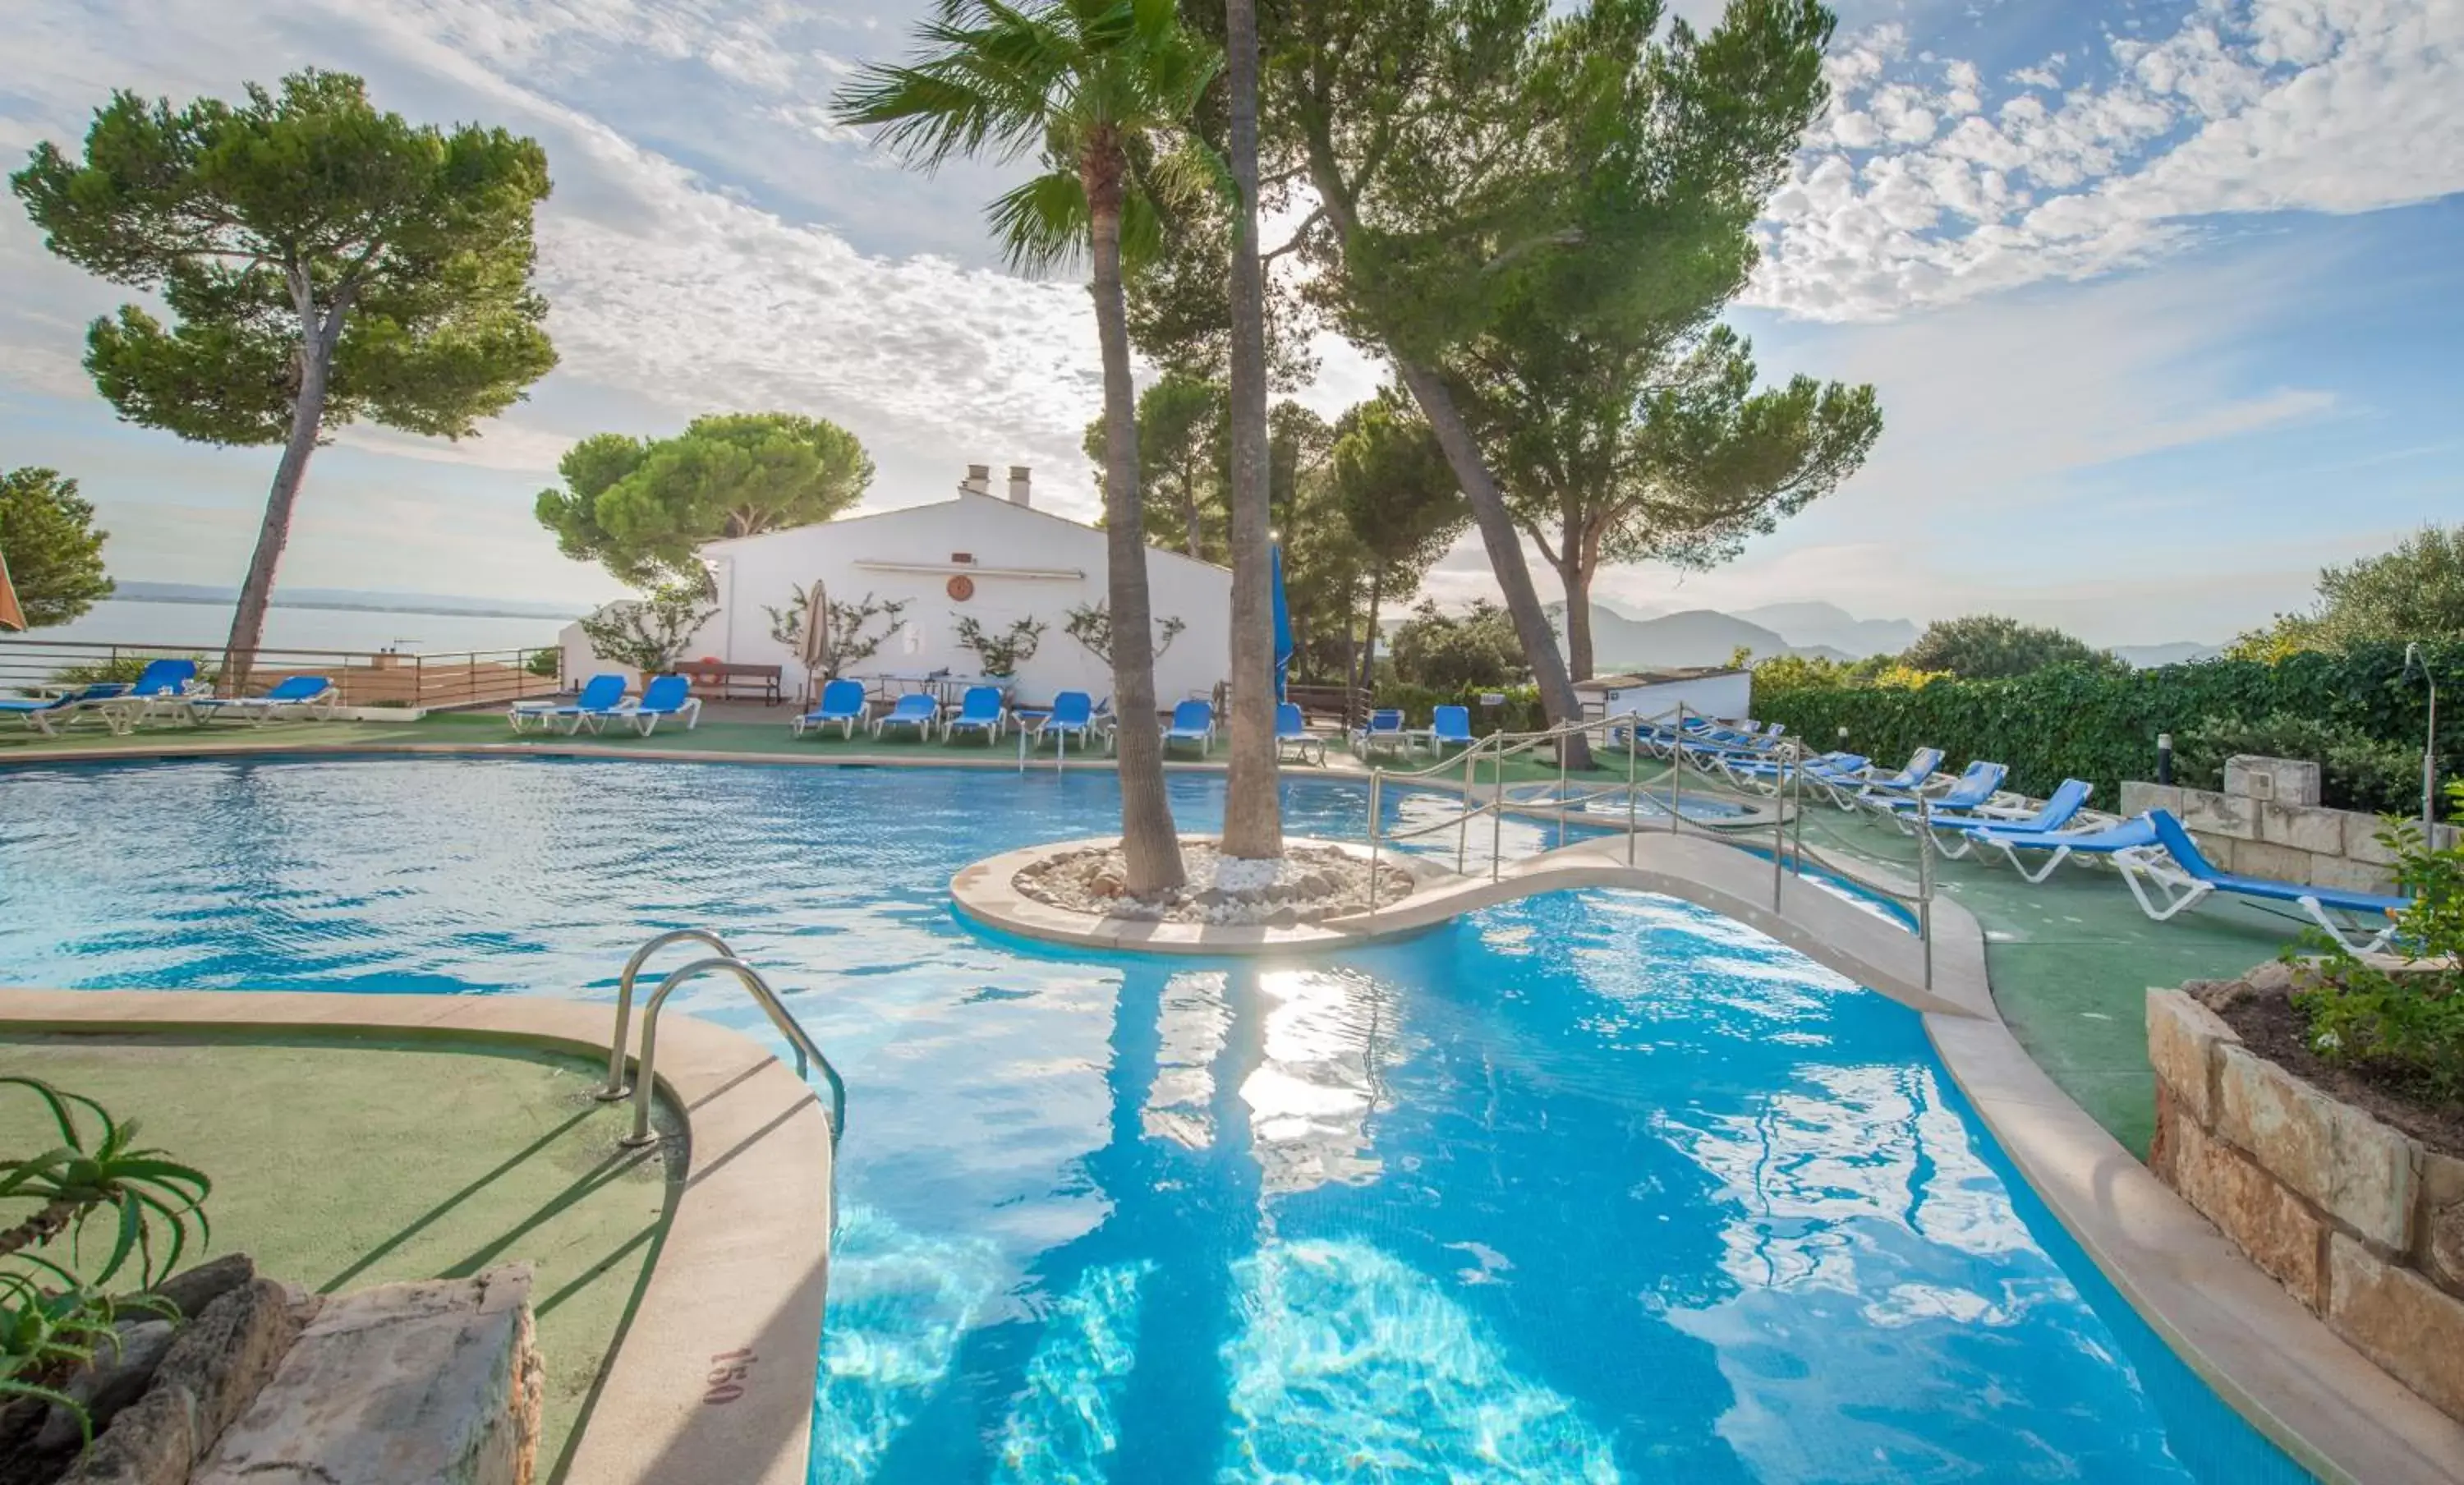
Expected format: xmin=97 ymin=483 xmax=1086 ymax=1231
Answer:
xmin=2146 ymin=986 xmax=2464 ymax=1423
xmin=2121 ymin=781 xmax=2457 ymax=896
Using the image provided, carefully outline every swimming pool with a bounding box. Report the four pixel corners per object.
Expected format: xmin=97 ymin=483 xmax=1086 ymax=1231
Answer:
xmin=0 ymin=757 xmax=2307 ymax=1483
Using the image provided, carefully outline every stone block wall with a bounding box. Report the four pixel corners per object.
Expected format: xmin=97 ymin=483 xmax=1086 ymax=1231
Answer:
xmin=2120 ymin=780 xmax=2457 ymax=896
xmin=2147 ymin=988 xmax=2464 ymax=1423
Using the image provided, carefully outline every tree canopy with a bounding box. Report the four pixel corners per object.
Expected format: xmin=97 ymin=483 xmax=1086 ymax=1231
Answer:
xmin=2234 ymin=524 xmax=2464 ymax=658
xmin=0 ymin=467 xmax=113 ymax=628
xmin=1388 ymin=598 xmax=1524 ymax=690
xmin=1083 ymin=372 xmax=1227 ymax=563
xmin=1331 ymin=396 xmax=1469 ymax=686
xmin=11 ymin=69 xmax=556 ymax=665
xmin=537 ymin=412 xmax=875 ymax=588
xmin=1901 ymin=614 xmax=2122 ymax=680
xmin=1260 ymin=0 xmax=1841 ymax=759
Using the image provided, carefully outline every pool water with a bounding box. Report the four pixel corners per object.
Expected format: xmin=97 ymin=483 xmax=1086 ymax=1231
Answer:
xmin=0 ymin=758 xmax=2307 ymax=1483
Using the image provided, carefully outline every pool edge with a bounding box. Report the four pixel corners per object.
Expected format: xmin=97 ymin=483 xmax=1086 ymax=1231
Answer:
xmin=0 ymin=987 xmax=833 ymax=1485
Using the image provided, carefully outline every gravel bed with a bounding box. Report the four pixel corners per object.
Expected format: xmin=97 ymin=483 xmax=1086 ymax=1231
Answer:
xmin=1013 ymin=840 xmax=1415 ymax=925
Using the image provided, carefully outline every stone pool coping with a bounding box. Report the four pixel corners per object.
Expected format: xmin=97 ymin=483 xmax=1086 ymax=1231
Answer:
xmin=0 ymin=987 xmax=833 ymax=1485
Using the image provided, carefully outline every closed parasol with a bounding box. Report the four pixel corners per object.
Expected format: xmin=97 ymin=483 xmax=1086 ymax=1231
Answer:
xmin=799 ymin=579 xmax=830 ymax=678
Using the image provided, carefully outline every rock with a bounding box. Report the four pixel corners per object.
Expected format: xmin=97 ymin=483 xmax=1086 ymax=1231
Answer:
xmin=1089 ymin=872 xmax=1124 ymax=899
xmin=2215 ymin=1044 xmax=2419 ymax=1252
xmin=194 ymin=1265 xmax=542 ymax=1485
xmin=149 ymin=1253 xmax=256 ymax=1322
xmin=63 ymin=1278 xmax=310 ymax=1485
xmin=1266 ymin=907 xmax=1301 ymax=926
xmin=2243 ymin=959 xmax=2297 ymax=998
xmin=1193 ymin=887 xmax=1228 ymax=908
xmin=36 ymin=1318 xmax=178 ymax=1451
xmin=2325 ymin=1233 xmax=2464 ymax=1420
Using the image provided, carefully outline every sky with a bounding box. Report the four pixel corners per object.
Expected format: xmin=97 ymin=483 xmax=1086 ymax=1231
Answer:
xmin=2 ymin=0 xmax=2459 ymax=647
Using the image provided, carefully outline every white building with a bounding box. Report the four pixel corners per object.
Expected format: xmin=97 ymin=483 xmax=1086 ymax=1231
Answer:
xmin=557 ymin=465 xmax=1234 ymax=706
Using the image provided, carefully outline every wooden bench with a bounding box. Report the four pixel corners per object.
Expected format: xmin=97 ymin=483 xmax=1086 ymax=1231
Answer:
xmin=679 ymin=660 xmax=783 ymax=705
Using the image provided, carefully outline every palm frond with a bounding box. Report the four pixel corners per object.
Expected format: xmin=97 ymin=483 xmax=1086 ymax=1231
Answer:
xmin=989 ymin=169 xmax=1092 ymax=274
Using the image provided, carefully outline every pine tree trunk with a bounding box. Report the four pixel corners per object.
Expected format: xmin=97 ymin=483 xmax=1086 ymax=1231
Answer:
xmin=1219 ymin=0 xmax=1283 ymax=861
xmin=223 ymin=286 xmax=347 ymax=691
xmin=1088 ymin=170 xmax=1184 ymax=895
xmin=1386 ymin=357 xmax=1590 ymax=767
xmin=1561 ymin=558 xmax=1596 ymax=683
xmin=1358 ymin=569 xmax=1381 ymax=693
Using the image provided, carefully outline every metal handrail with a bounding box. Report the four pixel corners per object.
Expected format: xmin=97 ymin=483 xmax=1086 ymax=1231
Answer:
xmin=596 ymin=928 xmax=737 ymax=1100
xmin=1363 ymin=700 xmax=1938 ymax=986
xmin=618 ymin=954 xmax=848 ymax=1150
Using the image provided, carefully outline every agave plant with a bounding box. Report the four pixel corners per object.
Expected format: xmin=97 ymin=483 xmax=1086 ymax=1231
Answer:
xmin=0 ymin=1253 xmax=171 ymax=1446
xmin=1 ymin=1077 xmax=211 ymax=1290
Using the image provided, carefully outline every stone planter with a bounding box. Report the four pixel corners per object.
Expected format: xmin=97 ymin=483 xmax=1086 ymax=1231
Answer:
xmin=2147 ymin=986 xmax=2464 ymax=1423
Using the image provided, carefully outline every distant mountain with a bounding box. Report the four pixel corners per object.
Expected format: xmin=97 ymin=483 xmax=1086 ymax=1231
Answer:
xmin=1549 ymin=603 xmax=1854 ymax=671
xmin=1732 ymin=601 xmax=1917 ymax=659
xmin=113 ymin=582 xmax=586 ymax=621
xmin=2112 ymin=641 xmax=2223 ymax=669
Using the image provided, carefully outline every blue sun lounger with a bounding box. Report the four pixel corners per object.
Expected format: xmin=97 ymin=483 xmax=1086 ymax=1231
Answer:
xmin=945 ymin=685 xmax=1008 ymax=744
xmin=1275 ymin=702 xmax=1323 ymax=764
xmin=793 ymin=678 xmax=869 ymax=739
xmin=1165 ymin=699 xmax=1216 ymax=755
xmin=1966 ymin=812 xmax=2159 ymax=883
xmin=1036 ymin=691 xmax=1109 ymax=753
xmin=107 ymin=659 xmax=203 ymax=730
xmin=2120 ymin=810 xmax=2410 ymax=953
xmin=873 ymin=692 xmax=939 ymax=740
xmin=1711 ymin=749 xmax=1866 ymax=794
xmin=1930 ymin=779 xmax=2093 ymax=857
xmin=1868 ymin=760 xmax=2007 ymax=822
xmin=511 ymin=674 xmax=625 ymax=734
xmin=1352 ymin=708 xmax=1407 ymax=756
xmin=1426 ymin=704 xmax=1476 ymax=754
xmin=188 ymin=674 xmax=338 ymax=724
xmin=0 ymin=682 xmax=131 ymax=735
xmin=606 ymin=674 xmax=699 ymax=736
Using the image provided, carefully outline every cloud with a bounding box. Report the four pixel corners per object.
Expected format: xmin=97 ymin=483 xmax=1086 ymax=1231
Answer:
xmin=1754 ymin=0 xmax=2464 ymax=320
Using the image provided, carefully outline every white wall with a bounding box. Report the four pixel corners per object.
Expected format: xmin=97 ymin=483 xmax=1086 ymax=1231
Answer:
xmin=559 ymin=492 xmax=1233 ymax=706
xmin=1599 ymin=671 xmax=1754 ymax=725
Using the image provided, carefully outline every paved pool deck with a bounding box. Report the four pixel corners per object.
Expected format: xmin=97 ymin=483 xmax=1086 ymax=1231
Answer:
xmin=0 ymin=1034 xmax=673 ymax=1476
xmin=0 ymin=706 xmax=2293 ymax=1156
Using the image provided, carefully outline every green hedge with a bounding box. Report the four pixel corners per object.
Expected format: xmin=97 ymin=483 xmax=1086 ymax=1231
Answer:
xmin=1751 ymin=641 xmax=2461 ymax=816
xmin=1370 ymin=682 xmax=1550 ymax=733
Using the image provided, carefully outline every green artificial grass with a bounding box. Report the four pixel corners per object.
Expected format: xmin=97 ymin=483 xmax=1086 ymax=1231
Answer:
xmin=0 ymin=1036 xmax=677 ymax=1478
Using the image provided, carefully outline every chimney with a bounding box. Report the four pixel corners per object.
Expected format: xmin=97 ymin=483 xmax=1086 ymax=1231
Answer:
xmin=962 ymin=463 xmax=992 ymax=498
xmin=1008 ymin=465 xmax=1032 ymax=508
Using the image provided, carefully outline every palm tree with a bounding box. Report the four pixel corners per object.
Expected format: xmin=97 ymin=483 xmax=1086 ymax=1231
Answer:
xmin=837 ymin=0 xmax=1221 ymax=896
xmin=1216 ymin=0 xmax=1282 ymax=862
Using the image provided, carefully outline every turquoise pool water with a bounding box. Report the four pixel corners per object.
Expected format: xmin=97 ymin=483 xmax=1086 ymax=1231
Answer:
xmin=0 ymin=758 xmax=2308 ymax=1483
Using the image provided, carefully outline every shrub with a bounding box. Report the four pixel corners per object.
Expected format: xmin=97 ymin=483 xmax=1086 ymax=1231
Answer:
xmin=2175 ymin=712 xmax=2422 ymax=815
xmin=1901 ymin=614 xmax=2124 ymax=679
xmin=1752 ymin=641 xmax=2460 ymax=816
xmin=522 ymin=647 xmax=560 ymax=678
xmin=1370 ymin=682 xmax=1547 ymax=733
xmin=47 ymin=653 xmax=214 ymax=688
xmin=2294 ymin=784 xmax=2464 ymax=1103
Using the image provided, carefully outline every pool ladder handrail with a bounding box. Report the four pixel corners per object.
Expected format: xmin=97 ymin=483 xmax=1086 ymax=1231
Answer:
xmin=595 ymin=929 xmax=848 ymax=1151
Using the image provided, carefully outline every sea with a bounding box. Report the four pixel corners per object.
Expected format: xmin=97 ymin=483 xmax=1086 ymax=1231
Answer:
xmin=20 ymin=599 xmax=575 ymax=655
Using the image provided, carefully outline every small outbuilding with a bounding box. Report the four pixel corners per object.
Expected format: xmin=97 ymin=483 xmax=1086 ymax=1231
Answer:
xmin=557 ymin=465 xmax=1234 ymax=706
xmin=1574 ymin=666 xmax=1753 ymax=725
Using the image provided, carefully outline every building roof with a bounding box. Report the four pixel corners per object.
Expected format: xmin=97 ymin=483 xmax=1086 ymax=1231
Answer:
xmin=696 ymin=490 xmax=1232 ymax=577
xmin=1573 ymin=667 xmax=1748 ymax=692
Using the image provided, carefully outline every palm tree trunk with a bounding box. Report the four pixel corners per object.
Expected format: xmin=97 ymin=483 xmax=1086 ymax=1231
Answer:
xmin=1219 ymin=0 xmax=1282 ymax=861
xmin=223 ymin=283 xmax=348 ymax=690
xmin=1088 ymin=178 xmax=1185 ymax=895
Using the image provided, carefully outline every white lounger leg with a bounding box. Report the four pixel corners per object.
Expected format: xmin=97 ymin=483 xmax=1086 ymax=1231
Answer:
xmin=2299 ymin=898 xmax=2400 ymax=955
xmin=2118 ymin=857 xmax=2212 ymax=922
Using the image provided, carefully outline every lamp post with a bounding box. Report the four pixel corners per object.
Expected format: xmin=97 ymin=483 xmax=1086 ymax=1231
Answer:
xmin=2157 ymin=732 xmax=2173 ymax=787
xmin=2405 ymin=643 xmax=2439 ymax=835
